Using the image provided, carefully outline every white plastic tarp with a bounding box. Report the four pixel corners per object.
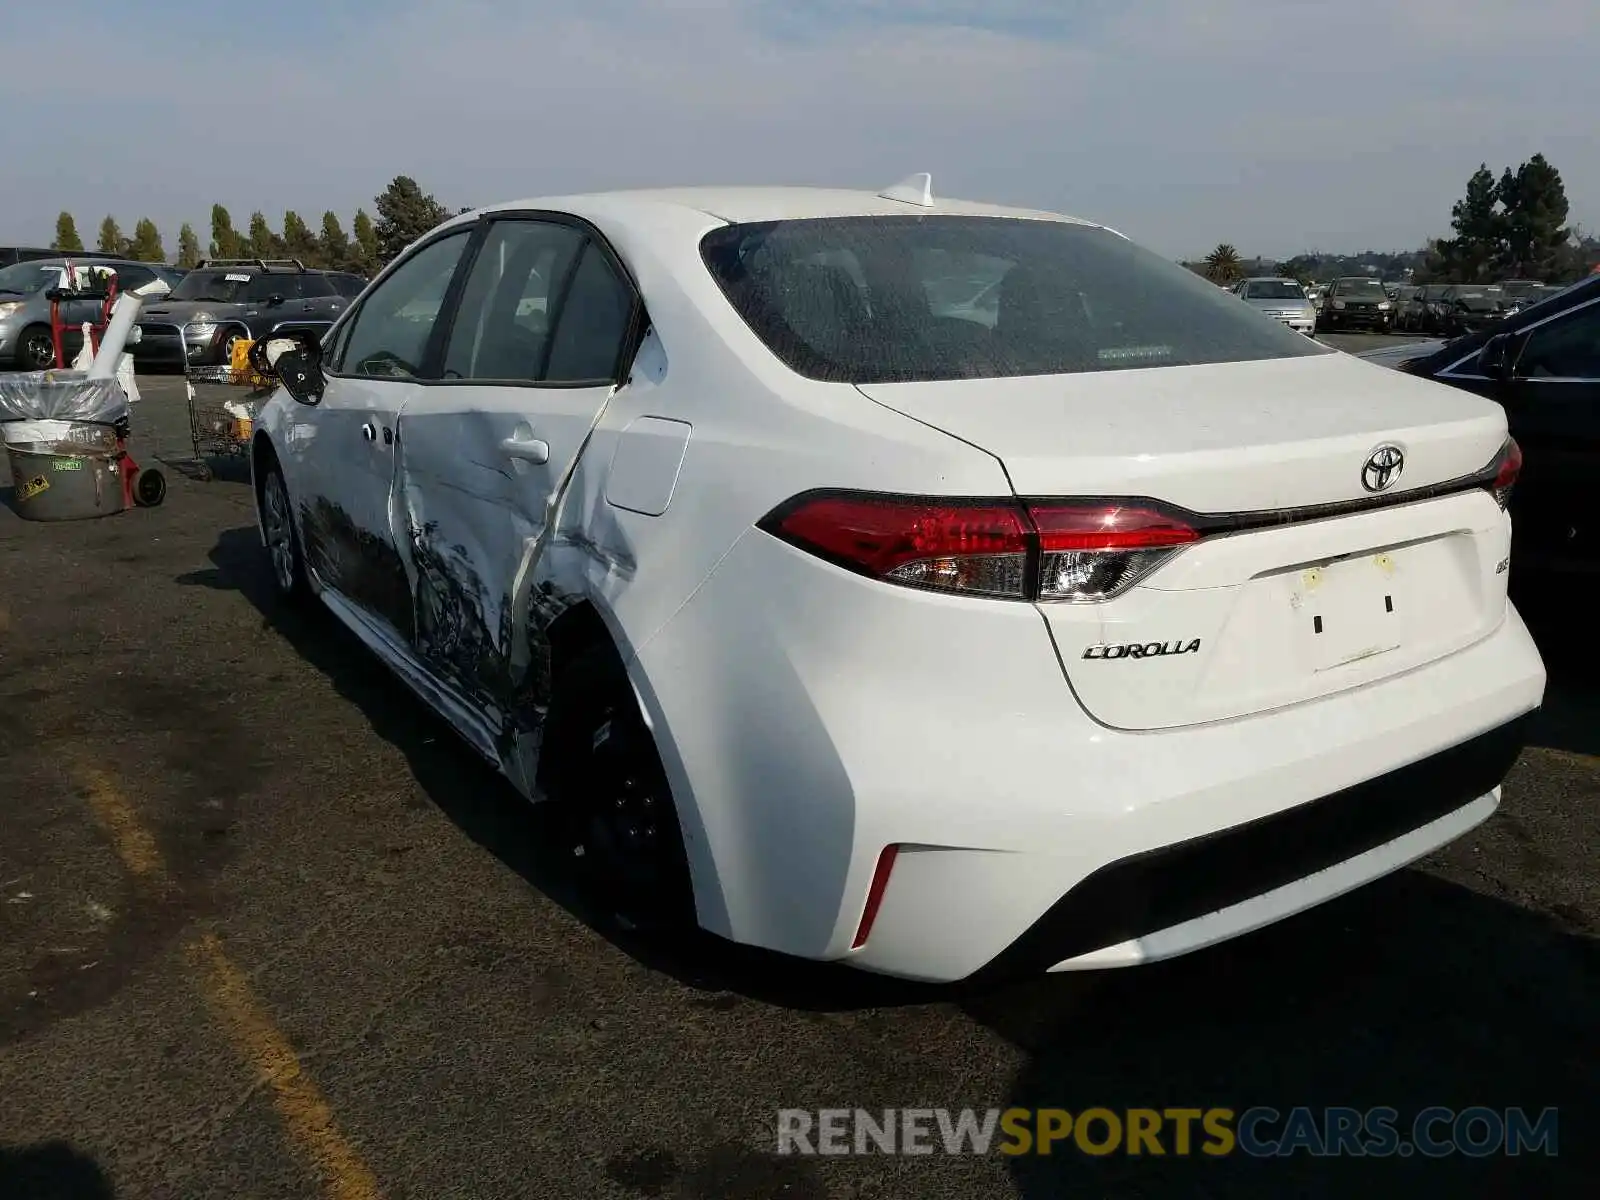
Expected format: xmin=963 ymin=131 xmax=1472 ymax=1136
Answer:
xmin=0 ymin=370 xmax=130 ymax=429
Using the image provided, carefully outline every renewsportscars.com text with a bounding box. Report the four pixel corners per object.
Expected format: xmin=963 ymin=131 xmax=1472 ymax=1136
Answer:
xmin=776 ymin=1106 xmax=1558 ymax=1158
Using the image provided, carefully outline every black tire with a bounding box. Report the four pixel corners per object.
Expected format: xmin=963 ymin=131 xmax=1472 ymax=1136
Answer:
xmin=133 ymin=468 xmax=166 ymax=508
xmin=18 ymin=325 xmax=56 ymax=371
xmin=258 ymin=459 xmax=310 ymax=601
xmin=542 ymin=644 xmax=695 ymax=932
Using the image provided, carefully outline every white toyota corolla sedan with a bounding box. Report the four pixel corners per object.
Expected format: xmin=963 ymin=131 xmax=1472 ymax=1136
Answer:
xmin=249 ymin=176 xmax=1545 ymax=983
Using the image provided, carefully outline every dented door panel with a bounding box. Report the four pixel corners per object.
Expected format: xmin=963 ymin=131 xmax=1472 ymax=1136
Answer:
xmin=394 ymin=384 xmax=617 ymax=724
xmin=296 ymin=374 xmax=417 ymax=639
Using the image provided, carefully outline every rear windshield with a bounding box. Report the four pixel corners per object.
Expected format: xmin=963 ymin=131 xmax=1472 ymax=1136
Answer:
xmin=699 ymin=217 xmax=1328 ymax=384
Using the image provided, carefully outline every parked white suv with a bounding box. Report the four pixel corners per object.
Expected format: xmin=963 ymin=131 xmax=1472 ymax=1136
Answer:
xmin=250 ymin=178 xmax=1545 ymax=984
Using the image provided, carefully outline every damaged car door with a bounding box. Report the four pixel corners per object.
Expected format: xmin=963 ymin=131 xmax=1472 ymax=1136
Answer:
xmin=294 ymin=228 xmax=476 ymax=638
xmin=393 ymin=215 xmax=641 ymax=725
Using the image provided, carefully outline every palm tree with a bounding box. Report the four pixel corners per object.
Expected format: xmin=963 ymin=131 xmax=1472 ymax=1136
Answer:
xmin=1205 ymin=243 xmax=1243 ymax=283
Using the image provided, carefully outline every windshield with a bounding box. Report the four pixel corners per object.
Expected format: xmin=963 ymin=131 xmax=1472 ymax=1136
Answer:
xmin=1244 ymin=280 xmax=1305 ymax=300
xmin=1455 ymin=292 xmax=1501 ymax=311
xmin=1336 ymin=279 xmax=1386 ymax=296
xmin=169 ymin=270 xmax=253 ymax=303
xmin=0 ymin=261 xmax=61 ymax=296
xmin=700 ymin=217 xmax=1328 ymax=384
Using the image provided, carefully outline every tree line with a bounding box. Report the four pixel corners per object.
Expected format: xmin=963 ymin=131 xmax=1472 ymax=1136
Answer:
xmin=1189 ymin=153 xmax=1595 ymax=285
xmin=47 ymin=175 xmax=464 ymax=276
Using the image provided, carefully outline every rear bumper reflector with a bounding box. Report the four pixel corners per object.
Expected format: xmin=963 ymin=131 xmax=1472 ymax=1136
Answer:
xmin=852 ymin=845 xmax=900 ymax=949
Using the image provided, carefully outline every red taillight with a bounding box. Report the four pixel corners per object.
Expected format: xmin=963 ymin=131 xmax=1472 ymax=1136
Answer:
xmin=1492 ymin=438 xmax=1521 ymax=509
xmin=852 ymin=845 xmax=899 ymax=949
xmin=760 ymin=492 xmax=1200 ymax=602
xmin=764 ymin=494 xmax=1033 ymax=598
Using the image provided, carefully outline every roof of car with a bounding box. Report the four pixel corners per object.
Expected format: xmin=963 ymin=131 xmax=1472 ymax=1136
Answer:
xmin=463 ymin=185 xmax=1098 ymax=229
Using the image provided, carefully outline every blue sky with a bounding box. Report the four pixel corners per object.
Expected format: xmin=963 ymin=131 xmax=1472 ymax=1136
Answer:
xmin=4 ymin=0 xmax=1595 ymax=260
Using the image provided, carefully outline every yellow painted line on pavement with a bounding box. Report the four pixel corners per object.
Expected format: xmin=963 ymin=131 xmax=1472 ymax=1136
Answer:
xmin=188 ymin=933 xmax=381 ymax=1200
xmin=79 ymin=764 xmax=381 ymax=1200
xmin=78 ymin=766 xmax=168 ymax=884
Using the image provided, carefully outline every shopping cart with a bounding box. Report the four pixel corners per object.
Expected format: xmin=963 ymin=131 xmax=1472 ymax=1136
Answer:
xmin=182 ymin=336 xmax=275 ymax=481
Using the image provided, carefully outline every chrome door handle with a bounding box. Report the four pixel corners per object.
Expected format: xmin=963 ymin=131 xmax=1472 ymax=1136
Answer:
xmin=501 ymin=434 xmax=550 ymax=465
xmin=361 ymin=422 xmax=377 ymax=442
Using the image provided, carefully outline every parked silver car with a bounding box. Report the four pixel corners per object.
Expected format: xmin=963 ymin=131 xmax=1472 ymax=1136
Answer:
xmin=0 ymin=257 xmax=182 ymax=369
xmin=1231 ymin=276 xmax=1317 ymax=334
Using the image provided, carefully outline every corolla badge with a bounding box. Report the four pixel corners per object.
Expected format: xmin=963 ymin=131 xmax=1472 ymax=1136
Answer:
xmin=1361 ymin=444 xmax=1405 ymax=493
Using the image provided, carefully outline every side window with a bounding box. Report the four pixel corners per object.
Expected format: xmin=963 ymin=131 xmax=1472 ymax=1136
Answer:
xmin=113 ymin=264 xmax=157 ymax=292
xmin=334 ymin=231 xmax=472 ymax=378
xmin=442 ymin=220 xmax=584 ymax=382
xmin=300 ymin=275 xmax=335 ymax=298
xmin=241 ymin=274 xmax=276 ymax=302
xmin=543 ymin=242 xmax=636 ymax=384
xmin=1518 ymin=306 xmax=1600 ymax=379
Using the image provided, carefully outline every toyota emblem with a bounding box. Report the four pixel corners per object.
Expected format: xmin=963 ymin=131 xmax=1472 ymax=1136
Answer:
xmin=1362 ymin=444 xmax=1405 ymax=493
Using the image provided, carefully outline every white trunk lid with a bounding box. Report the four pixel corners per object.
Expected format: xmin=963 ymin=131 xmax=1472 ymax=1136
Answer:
xmin=858 ymin=354 xmax=1514 ymax=729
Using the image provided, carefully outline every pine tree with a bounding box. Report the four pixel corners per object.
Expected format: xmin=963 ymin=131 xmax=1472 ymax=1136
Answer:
xmin=319 ymin=212 xmax=352 ymax=271
xmin=210 ymin=203 xmax=246 ymax=260
xmin=177 ymin=223 xmax=201 ymax=269
xmin=281 ymin=210 xmax=321 ymax=266
xmin=130 ymin=218 xmax=165 ymax=263
xmin=1443 ymin=165 xmax=1503 ymax=282
xmin=351 ymin=209 xmax=379 ymax=275
xmin=1498 ymin=154 xmax=1570 ymax=281
xmin=52 ymin=212 xmax=84 ymax=253
xmin=247 ymin=211 xmax=282 ymax=259
xmin=97 ymin=215 xmax=126 ymax=255
xmin=373 ymin=176 xmax=451 ymax=264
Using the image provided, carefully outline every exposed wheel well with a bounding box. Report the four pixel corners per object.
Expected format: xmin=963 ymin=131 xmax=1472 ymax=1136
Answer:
xmin=536 ymin=600 xmax=624 ymax=791
xmin=544 ymin=600 xmax=617 ymax=703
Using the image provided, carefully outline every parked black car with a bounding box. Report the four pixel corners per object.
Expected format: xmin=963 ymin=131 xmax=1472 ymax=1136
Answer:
xmin=130 ymin=259 xmax=365 ymax=370
xmin=0 ymin=246 xmax=122 ymax=269
xmin=1315 ymin=276 xmax=1395 ymax=332
xmin=1360 ymin=276 xmax=1599 ymax=575
xmin=1437 ymin=285 xmax=1507 ymax=337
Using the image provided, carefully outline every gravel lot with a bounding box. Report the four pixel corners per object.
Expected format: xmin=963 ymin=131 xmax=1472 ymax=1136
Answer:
xmin=1 ymin=339 xmax=1594 ymax=1199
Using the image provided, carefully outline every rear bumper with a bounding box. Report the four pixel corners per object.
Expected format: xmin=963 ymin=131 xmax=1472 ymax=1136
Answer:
xmin=635 ymin=530 xmax=1546 ymax=983
xmin=970 ymin=716 xmax=1522 ymax=980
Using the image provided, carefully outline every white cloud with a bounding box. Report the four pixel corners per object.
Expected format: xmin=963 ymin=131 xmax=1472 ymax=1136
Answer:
xmin=2 ymin=0 xmax=1595 ymax=258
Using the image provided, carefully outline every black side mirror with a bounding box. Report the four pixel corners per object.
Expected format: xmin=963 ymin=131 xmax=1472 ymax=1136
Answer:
xmin=1480 ymin=332 xmax=1522 ymax=380
xmin=267 ymin=293 xmax=285 ymax=307
xmin=251 ymin=331 xmax=326 ymax=405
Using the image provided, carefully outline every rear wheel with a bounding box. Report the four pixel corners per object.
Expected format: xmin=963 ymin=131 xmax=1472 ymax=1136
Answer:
xmin=543 ymin=644 xmax=695 ymax=932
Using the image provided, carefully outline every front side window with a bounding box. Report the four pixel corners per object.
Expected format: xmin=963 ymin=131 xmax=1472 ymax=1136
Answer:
xmin=334 ymin=231 xmax=472 ymax=378
xmin=700 ymin=216 xmax=1328 ymax=384
xmin=1519 ymin=304 xmax=1600 ymax=379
